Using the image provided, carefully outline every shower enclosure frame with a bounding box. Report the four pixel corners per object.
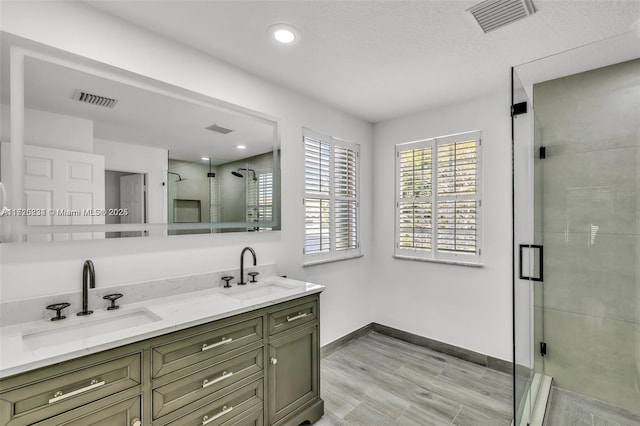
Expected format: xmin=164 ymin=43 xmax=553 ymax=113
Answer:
xmin=511 ymin=30 xmax=640 ymax=425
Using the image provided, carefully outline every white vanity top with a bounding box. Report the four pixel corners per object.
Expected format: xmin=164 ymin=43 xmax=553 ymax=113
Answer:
xmin=0 ymin=276 xmax=324 ymax=378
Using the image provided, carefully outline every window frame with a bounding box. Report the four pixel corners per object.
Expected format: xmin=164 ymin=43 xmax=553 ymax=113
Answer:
xmin=303 ymin=128 xmax=361 ymax=265
xmin=394 ymin=130 xmax=483 ymax=266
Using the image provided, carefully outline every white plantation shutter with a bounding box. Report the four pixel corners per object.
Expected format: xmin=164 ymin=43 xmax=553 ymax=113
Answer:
xmin=304 ymin=129 xmax=360 ymax=262
xmin=395 ymin=131 xmax=481 ymax=264
xmin=258 ymin=171 xmax=273 ymax=224
xmin=304 ymin=136 xmax=331 ymax=255
xmin=334 ymin=145 xmax=358 ymax=251
xmin=246 ymin=170 xmax=273 ymax=230
xmin=436 ymin=138 xmax=478 ymax=254
xmin=398 ymin=145 xmax=433 ymax=251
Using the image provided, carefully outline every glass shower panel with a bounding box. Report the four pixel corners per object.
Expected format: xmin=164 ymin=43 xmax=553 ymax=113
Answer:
xmin=512 ymin=68 xmax=536 ymax=426
xmin=514 ymin=30 xmax=640 ymax=421
xmin=533 ymin=57 xmax=640 ymax=412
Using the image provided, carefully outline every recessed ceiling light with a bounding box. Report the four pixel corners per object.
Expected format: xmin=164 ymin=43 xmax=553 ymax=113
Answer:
xmin=236 ymin=145 xmax=247 ymax=150
xmin=201 ymin=157 xmax=209 ymax=161
xmin=274 ymin=29 xmax=295 ymax=43
xmin=268 ymin=24 xmax=300 ymax=44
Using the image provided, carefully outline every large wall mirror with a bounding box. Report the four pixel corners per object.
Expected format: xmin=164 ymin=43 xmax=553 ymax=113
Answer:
xmin=0 ymin=33 xmax=281 ymax=242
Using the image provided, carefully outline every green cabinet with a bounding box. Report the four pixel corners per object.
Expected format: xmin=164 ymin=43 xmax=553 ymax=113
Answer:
xmin=0 ymin=293 xmax=323 ymax=426
xmin=268 ymin=325 xmax=320 ymax=425
xmin=267 ymin=297 xmax=323 ymax=426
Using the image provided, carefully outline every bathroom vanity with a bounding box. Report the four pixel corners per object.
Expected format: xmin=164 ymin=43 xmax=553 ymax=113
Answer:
xmin=0 ymin=278 xmax=324 ymax=426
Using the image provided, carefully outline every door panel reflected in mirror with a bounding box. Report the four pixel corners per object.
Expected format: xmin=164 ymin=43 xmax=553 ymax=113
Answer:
xmin=0 ymin=36 xmax=280 ymax=242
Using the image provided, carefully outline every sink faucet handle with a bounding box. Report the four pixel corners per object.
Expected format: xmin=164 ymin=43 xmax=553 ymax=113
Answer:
xmin=103 ymin=293 xmax=123 ymax=310
xmin=46 ymin=302 xmax=71 ymax=321
xmin=221 ymin=276 xmax=234 ymax=288
xmin=248 ymin=272 xmax=259 ymax=283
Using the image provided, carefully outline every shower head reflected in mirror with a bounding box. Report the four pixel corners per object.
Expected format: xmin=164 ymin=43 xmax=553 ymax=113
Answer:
xmin=168 ymin=171 xmax=186 ymax=182
xmin=231 ymin=168 xmax=257 ymax=181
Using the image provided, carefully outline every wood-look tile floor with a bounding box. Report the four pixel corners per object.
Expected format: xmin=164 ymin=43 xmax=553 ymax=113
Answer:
xmin=314 ymin=332 xmax=512 ymax=426
xmin=544 ymin=387 xmax=640 ymax=426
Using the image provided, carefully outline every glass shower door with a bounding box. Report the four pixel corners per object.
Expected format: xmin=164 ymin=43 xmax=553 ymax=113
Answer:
xmin=512 ymin=68 xmax=539 ymax=426
xmin=514 ymin=29 xmax=640 ymax=423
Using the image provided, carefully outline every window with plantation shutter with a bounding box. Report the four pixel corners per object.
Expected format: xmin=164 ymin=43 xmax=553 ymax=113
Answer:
xmin=395 ymin=130 xmax=482 ymax=265
xmin=258 ymin=171 xmax=273 ymax=225
xmin=304 ymin=129 xmax=360 ymax=264
xmin=246 ymin=169 xmax=273 ymax=230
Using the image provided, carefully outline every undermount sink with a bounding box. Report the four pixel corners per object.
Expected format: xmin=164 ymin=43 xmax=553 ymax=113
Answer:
xmin=22 ymin=308 xmax=162 ymax=351
xmin=224 ymin=281 xmax=296 ymax=301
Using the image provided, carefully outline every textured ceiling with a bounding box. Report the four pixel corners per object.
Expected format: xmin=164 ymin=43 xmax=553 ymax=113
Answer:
xmin=86 ymin=1 xmax=640 ymax=123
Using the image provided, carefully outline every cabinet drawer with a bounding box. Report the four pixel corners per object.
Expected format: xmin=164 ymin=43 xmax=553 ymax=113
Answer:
xmin=152 ymin=316 xmax=263 ymax=379
xmin=268 ymin=299 xmax=317 ymax=336
xmin=0 ymin=352 xmax=141 ymax=425
xmin=152 ymin=347 xmax=263 ymax=420
xmin=222 ymin=404 xmax=263 ymax=426
xmin=165 ymin=379 xmax=263 ymax=426
xmin=33 ymin=394 xmax=142 ymax=426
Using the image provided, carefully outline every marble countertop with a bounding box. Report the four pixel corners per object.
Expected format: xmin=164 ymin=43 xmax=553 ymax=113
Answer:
xmin=0 ymin=276 xmax=324 ymax=379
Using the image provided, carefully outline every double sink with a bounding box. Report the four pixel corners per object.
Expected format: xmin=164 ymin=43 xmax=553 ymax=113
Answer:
xmin=20 ymin=278 xmax=298 ymax=352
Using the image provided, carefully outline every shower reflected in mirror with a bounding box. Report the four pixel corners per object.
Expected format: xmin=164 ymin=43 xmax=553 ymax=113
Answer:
xmin=231 ymin=168 xmax=257 ymax=181
xmin=168 ymin=172 xmax=186 ymax=182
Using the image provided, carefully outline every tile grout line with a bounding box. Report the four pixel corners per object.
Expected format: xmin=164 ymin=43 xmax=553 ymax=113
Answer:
xmin=396 ymin=404 xmax=410 ymax=422
xmin=451 ymin=406 xmax=464 ymax=424
xmin=537 ymin=304 xmax=639 ymax=325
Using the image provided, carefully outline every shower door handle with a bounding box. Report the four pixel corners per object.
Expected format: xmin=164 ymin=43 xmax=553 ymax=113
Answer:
xmin=519 ymin=244 xmax=543 ymax=281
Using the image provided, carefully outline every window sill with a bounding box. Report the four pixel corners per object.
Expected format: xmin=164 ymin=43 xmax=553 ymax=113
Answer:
xmin=303 ymin=254 xmax=364 ymax=267
xmin=393 ymin=255 xmax=484 ymax=268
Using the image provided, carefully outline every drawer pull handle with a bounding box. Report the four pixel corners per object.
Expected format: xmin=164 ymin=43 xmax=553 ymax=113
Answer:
xmin=270 ymin=357 xmax=278 ymax=365
xmin=202 ymin=337 xmax=233 ymax=351
xmin=131 ymin=419 xmax=141 ymax=426
xmin=48 ymin=379 xmax=106 ymax=404
xmin=202 ymin=405 xmax=233 ymax=425
xmin=286 ymin=312 xmax=309 ymax=322
xmin=202 ymin=371 xmax=233 ymax=388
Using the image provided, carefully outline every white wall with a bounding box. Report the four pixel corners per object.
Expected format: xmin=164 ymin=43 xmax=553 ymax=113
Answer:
xmin=1 ymin=107 xmax=93 ymax=152
xmin=372 ymin=93 xmax=512 ymax=361
xmin=0 ymin=1 xmax=374 ymax=346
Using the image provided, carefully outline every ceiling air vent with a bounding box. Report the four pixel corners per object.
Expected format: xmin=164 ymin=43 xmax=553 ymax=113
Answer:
xmin=467 ymin=0 xmax=536 ymax=33
xmin=205 ymin=124 xmax=233 ymax=134
xmin=72 ymin=89 xmax=118 ymax=108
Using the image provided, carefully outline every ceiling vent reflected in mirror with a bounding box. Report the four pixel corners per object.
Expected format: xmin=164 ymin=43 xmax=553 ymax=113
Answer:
xmin=467 ymin=0 xmax=536 ymax=33
xmin=205 ymin=123 xmax=234 ymax=134
xmin=71 ymin=89 xmax=118 ymax=108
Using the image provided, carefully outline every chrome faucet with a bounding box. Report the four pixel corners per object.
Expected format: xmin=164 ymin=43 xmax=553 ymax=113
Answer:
xmin=238 ymin=247 xmax=257 ymax=285
xmin=77 ymin=260 xmax=95 ymax=316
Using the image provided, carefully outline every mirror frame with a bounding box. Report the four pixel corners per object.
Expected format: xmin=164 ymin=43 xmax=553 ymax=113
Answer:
xmin=2 ymin=33 xmax=281 ymax=241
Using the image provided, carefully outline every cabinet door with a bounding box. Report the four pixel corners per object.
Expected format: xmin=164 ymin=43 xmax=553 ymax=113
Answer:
xmin=267 ymin=324 xmax=318 ymax=424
